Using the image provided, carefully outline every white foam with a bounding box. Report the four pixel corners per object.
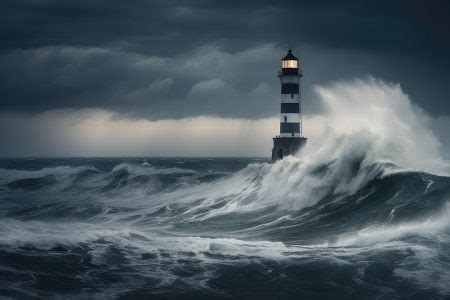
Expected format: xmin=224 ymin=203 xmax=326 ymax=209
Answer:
xmin=111 ymin=162 xmax=195 ymax=176
xmin=332 ymin=203 xmax=450 ymax=247
xmin=0 ymin=165 xmax=99 ymax=182
xmin=0 ymin=219 xmax=293 ymax=260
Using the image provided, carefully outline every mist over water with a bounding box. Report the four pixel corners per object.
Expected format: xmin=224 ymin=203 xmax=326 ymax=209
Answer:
xmin=0 ymin=79 xmax=449 ymax=299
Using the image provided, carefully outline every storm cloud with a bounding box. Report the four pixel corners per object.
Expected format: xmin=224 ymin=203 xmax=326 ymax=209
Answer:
xmin=1 ymin=0 xmax=450 ymax=118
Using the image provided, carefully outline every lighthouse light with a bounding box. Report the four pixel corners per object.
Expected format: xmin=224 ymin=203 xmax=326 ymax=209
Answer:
xmin=282 ymin=60 xmax=298 ymax=68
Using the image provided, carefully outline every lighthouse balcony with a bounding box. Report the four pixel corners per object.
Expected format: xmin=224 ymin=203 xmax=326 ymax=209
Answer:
xmin=275 ymin=133 xmax=302 ymax=138
xmin=278 ymin=69 xmax=303 ymax=76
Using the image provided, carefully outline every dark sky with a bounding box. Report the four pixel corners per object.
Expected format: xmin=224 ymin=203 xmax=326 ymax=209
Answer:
xmin=1 ymin=0 xmax=449 ymax=120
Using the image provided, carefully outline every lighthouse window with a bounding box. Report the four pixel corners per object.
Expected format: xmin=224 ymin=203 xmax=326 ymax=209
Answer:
xmin=284 ymin=116 xmax=287 ymax=122
xmin=282 ymin=60 xmax=298 ymax=68
xmin=291 ymin=93 xmax=294 ymax=99
xmin=291 ymin=133 xmax=294 ymax=137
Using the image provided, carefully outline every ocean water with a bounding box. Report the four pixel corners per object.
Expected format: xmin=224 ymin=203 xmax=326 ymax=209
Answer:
xmin=0 ymin=156 xmax=449 ymax=299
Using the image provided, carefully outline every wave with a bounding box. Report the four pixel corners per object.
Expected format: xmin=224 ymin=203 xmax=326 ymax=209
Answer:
xmin=1 ymin=205 xmax=448 ymax=295
xmin=332 ymin=202 xmax=450 ymax=247
xmin=1 ymin=157 xmax=448 ymax=241
xmin=312 ymin=78 xmax=449 ymax=176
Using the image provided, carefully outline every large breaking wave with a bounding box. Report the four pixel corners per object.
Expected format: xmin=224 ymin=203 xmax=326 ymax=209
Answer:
xmin=0 ymin=78 xmax=449 ymax=299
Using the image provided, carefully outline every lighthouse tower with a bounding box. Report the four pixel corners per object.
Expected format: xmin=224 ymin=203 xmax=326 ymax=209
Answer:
xmin=272 ymin=49 xmax=307 ymax=161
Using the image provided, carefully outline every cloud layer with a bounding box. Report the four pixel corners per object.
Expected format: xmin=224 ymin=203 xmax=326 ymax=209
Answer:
xmin=0 ymin=0 xmax=449 ymax=119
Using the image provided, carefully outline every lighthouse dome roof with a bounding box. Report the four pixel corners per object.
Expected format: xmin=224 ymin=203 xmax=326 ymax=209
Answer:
xmin=282 ymin=49 xmax=298 ymax=61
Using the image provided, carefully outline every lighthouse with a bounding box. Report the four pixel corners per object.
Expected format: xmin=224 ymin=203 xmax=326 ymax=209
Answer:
xmin=272 ymin=49 xmax=307 ymax=161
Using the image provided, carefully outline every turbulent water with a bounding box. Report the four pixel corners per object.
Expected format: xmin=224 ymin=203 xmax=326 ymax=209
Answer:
xmin=0 ymin=156 xmax=449 ymax=299
xmin=1 ymin=79 xmax=450 ymax=299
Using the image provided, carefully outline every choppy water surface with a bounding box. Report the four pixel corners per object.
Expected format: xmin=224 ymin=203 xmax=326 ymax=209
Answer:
xmin=0 ymin=156 xmax=449 ymax=299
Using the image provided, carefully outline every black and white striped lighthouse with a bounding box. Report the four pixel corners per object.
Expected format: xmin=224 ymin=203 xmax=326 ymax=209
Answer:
xmin=272 ymin=49 xmax=307 ymax=161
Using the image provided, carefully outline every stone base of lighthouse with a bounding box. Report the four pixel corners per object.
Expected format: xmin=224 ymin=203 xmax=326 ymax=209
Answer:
xmin=272 ymin=137 xmax=307 ymax=162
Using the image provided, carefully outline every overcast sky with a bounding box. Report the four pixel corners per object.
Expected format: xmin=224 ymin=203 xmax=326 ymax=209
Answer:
xmin=1 ymin=0 xmax=449 ymax=156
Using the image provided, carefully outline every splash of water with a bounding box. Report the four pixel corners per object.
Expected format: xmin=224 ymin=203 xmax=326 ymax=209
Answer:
xmin=255 ymin=78 xmax=449 ymax=211
xmin=309 ymin=78 xmax=446 ymax=175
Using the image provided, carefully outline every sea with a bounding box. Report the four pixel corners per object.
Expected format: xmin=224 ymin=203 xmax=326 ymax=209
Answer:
xmin=0 ymin=156 xmax=449 ymax=299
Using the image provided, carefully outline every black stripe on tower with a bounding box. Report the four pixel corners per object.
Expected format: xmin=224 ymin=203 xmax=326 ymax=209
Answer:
xmin=280 ymin=103 xmax=299 ymax=113
xmin=282 ymin=68 xmax=299 ymax=75
xmin=280 ymin=122 xmax=300 ymax=133
xmin=281 ymin=83 xmax=299 ymax=94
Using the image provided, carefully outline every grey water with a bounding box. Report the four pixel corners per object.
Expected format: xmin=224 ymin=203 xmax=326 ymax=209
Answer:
xmin=0 ymin=157 xmax=449 ymax=299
